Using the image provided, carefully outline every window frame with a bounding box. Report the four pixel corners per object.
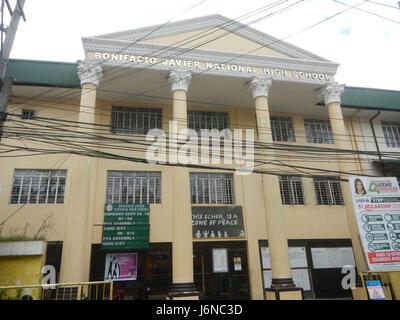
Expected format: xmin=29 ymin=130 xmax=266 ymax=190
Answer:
xmin=304 ymin=119 xmax=335 ymax=144
xmin=313 ymin=176 xmax=344 ymax=206
xmin=279 ymin=175 xmax=305 ymax=205
xmin=10 ymin=169 xmax=67 ymax=205
xmin=110 ymin=106 xmax=162 ymax=135
xmin=270 ymin=116 xmax=295 ymax=142
xmin=190 ymin=172 xmax=235 ymax=205
xmin=381 ymin=121 xmax=400 ymax=148
xmin=106 ymin=171 xmax=162 ymax=204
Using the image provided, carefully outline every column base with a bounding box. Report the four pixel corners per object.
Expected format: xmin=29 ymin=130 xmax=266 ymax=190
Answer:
xmin=167 ymin=283 xmax=200 ymax=300
xmin=265 ymin=278 xmax=303 ymax=300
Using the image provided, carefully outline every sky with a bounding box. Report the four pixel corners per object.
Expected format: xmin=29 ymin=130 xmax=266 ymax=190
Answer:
xmin=5 ymin=0 xmax=400 ymax=90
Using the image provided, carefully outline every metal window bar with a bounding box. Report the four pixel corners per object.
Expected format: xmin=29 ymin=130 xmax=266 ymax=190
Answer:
xmin=313 ymin=177 xmax=344 ymax=205
xmin=106 ymin=171 xmax=161 ymax=204
xmin=111 ymin=107 xmax=162 ymax=135
xmin=305 ymin=119 xmax=334 ymax=144
xmin=190 ymin=173 xmax=234 ymax=204
xmin=271 ymin=116 xmax=295 ymax=142
xmin=279 ymin=176 xmax=304 ymax=205
xmin=382 ymin=121 xmax=400 ymax=148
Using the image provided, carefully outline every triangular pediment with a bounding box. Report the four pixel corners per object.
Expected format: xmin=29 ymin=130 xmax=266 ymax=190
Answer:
xmin=90 ymin=14 xmax=330 ymax=62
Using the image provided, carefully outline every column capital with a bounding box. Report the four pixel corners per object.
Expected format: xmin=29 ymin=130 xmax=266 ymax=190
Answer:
xmin=168 ymin=69 xmax=192 ymax=93
xmin=77 ymin=60 xmax=103 ymax=87
xmin=248 ymin=75 xmax=273 ymax=99
xmin=318 ymin=81 xmax=345 ymax=105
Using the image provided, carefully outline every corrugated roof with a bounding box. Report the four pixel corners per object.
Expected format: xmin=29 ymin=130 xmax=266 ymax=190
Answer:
xmin=5 ymin=59 xmax=81 ymax=88
xmin=342 ymin=86 xmax=400 ymax=111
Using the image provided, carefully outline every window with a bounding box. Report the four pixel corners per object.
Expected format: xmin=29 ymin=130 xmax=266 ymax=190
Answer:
xmin=106 ymin=171 xmax=161 ymax=204
xmin=313 ymin=177 xmax=344 ymax=205
xmin=304 ymin=119 xmax=334 ymax=144
xmin=10 ymin=170 xmax=66 ymax=204
xmin=111 ymin=107 xmax=162 ymax=134
xmin=21 ymin=109 xmax=35 ymax=120
xmin=279 ymin=176 xmax=304 ymax=205
xmin=190 ymin=173 xmax=234 ymax=204
xmin=270 ymin=116 xmax=295 ymax=142
xmin=188 ymin=111 xmax=230 ymax=134
xmin=382 ymin=121 xmax=400 ymax=148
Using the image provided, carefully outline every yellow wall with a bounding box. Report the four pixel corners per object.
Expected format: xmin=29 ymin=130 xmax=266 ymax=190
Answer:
xmin=0 ymin=255 xmax=45 ymax=299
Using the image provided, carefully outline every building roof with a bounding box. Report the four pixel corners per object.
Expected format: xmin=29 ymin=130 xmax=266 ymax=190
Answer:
xmin=341 ymin=86 xmax=400 ymax=112
xmin=5 ymin=59 xmax=81 ymax=88
xmin=4 ymin=59 xmax=400 ymax=111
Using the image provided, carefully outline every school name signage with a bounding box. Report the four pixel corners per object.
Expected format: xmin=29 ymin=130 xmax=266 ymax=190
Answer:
xmin=89 ymin=51 xmax=332 ymax=81
xmin=102 ymin=203 xmax=150 ymax=250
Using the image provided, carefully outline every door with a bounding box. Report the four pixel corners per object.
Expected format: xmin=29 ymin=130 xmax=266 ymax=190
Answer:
xmin=193 ymin=241 xmax=250 ymax=300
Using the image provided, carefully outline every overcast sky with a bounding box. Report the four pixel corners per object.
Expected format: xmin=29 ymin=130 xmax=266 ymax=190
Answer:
xmin=7 ymin=0 xmax=400 ymax=90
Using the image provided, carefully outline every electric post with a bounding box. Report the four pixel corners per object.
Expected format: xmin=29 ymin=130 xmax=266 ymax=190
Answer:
xmin=0 ymin=0 xmax=26 ymax=142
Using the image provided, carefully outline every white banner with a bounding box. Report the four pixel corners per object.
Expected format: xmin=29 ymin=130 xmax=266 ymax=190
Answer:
xmin=349 ymin=176 xmax=400 ymax=271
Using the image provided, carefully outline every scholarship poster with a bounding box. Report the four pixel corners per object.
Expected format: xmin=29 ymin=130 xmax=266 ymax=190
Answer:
xmin=104 ymin=253 xmax=137 ymax=281
xmin=349 ymin=177 xmax=400 ymax=271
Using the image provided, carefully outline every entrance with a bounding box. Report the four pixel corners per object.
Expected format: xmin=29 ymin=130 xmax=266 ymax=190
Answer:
xmin=193 ymin=241 xmax=250 ymax=300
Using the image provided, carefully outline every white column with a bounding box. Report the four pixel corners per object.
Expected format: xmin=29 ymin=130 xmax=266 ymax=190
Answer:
xmin=59 ymin=60 xmax=103 ymax=283
xmin=167 ymin=69 xmax=199 ymax=299
xmin=248 ymin=76 xmax=295 ymax=289
xmin=318 ymin=82 xmax=368 ymax=273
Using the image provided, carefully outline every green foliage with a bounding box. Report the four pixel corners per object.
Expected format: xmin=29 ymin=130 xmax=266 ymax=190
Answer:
xmin=0 ymin=288 xmax=23 ymax=300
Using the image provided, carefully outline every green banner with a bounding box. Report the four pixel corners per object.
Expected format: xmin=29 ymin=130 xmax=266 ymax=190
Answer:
xmin=102 ymin=203 xmax=150 ymax=250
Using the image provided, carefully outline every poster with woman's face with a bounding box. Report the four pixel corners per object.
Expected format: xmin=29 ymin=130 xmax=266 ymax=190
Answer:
xmin=350 ymin=177 xmax=368 ymax=196
xmin=104 ymin=253 xmax=137 ymax=281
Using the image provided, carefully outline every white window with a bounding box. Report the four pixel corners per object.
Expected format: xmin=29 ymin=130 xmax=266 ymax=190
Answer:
xmin=382 ymin=121 xmax=400 ymax=148
xmin=111 ymin=106 xmax=162 ymax=134
xmin=304 ymin=119 xmax=334 ymax=144
xmin=188 ymin=111 xmax=230 ymax=134
xmin=313 ymin=177 xmax=344 ymax=205
xmin=279 ymin=176 xmax=304 ymax=205
xmin=271 ymin=116 xmax=295 ymax=142
xmin=106 ymin=171 xmax=161 ymax=204
xmin=190 ymin=173 xmax=234 ymax=204
xmin=10 ymin=170 xmax=66 ymax=204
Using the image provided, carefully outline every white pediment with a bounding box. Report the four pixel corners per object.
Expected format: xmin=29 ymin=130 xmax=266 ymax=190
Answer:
xmin=89 ymin=14 xmax=330 ymax=62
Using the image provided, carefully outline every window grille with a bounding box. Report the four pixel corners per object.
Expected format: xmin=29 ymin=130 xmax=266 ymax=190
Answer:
xmin=190 ymin=173 xmax=234 ymax=204
xmin=304 ymin=119 xmax=334 ymax=144
xmin=21 ymin=109 xmax=35 ymax=120
xmin=279 ymin=176 xmax=304 ymax=205
xmin=313 ymin=177 xmax=344 ymax=205
xmin=382 ymin=121 xmax=400 ymax=148
xmin=111 ymin=107 xmax=162 ymax=135
xmin=271 ymin=116 xmax=295 ymax=142
xmin=106 ymin=171 xmax=161 ymax=204
xmin=188 ymin=111 xmax=230 ymax=134
xmin=10 ymin=170 xmax=66 ymax=204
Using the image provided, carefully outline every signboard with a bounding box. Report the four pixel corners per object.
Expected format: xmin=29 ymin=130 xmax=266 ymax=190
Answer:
xmin=366 ymin=281 xmax=386 ymax=300
xmin=104 ymin=253 xmax=137 ymax=281
xmin=102 ymin=203 xmax=150 ymax=250
xmin=349 ymin=177 xmax=400 ymax=271
xmin=192 ymin=206 xmax=245 ymax=239
xmin=311 ymin=247 xmax=356 ymax=269
xmin=212 ymin=249 xmax=228 ymax=273
xmin=261 ymin=247 xmax=308 ymax=269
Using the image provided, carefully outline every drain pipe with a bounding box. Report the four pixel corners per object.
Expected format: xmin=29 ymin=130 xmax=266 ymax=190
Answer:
xmin=369 ymin=111 xmax=386 ymax=176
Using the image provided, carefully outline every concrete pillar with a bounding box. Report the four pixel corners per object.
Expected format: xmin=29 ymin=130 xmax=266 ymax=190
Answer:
xmin=59 ymin=61 xmax=103 ymax=283
xmin=248 ymin=76 xmax=302 ymax=299
xmin=319 ymin=82 xmax=369 ymax=299
xmin=167 ymin=69 xmax=199 ymax=299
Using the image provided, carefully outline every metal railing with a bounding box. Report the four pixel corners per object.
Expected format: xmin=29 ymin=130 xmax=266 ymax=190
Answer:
xmin=0 ymin=281 xmax=113 ymax=300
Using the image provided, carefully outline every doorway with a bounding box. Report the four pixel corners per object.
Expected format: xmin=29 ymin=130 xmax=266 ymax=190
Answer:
xmin=193 ymin=241 xmax=250 ymax=300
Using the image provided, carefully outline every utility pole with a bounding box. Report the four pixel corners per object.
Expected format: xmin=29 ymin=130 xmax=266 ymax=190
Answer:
xmin=0 ymin=0 xmax=26 ymax=141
